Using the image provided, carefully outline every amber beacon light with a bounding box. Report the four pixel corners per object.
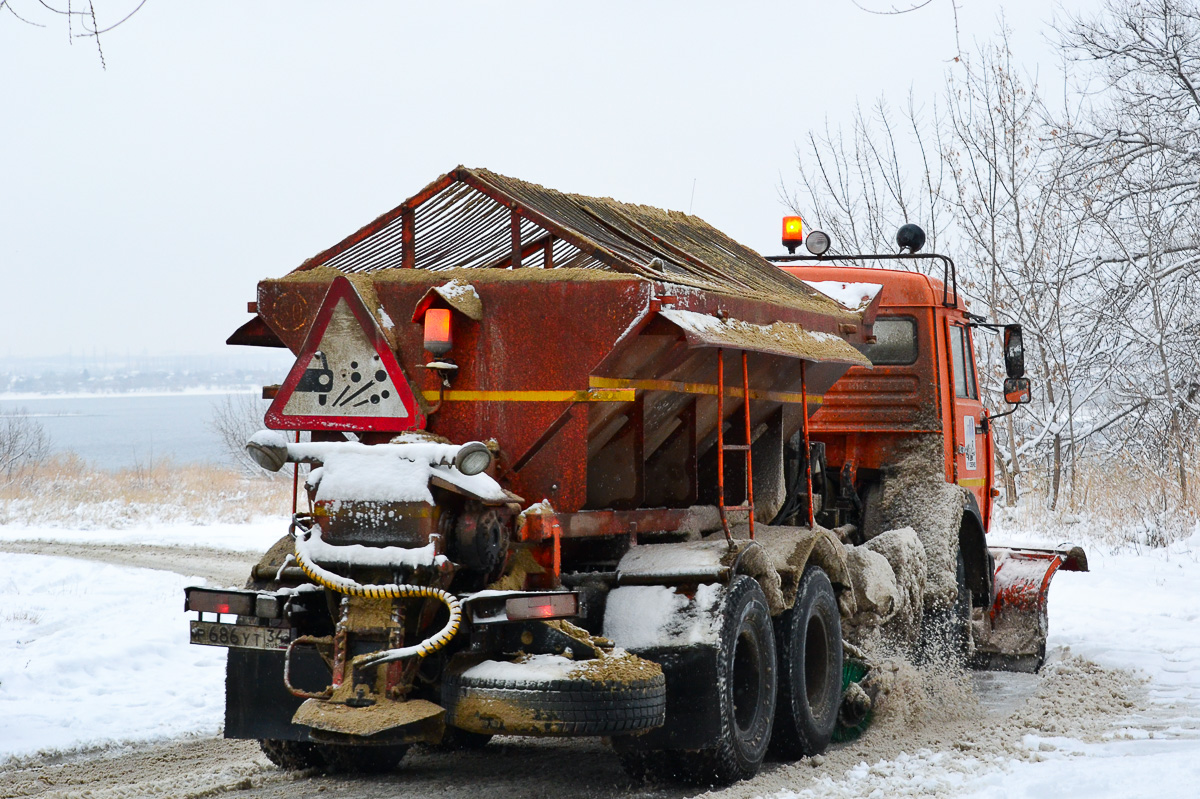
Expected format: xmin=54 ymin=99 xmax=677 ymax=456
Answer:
xmin=423 ymin=308 xmax=453 ymax=356
xmin=782 ymin=216 xmax=804 ymax=254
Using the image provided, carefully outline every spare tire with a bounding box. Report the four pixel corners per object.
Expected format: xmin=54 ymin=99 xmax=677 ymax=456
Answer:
xmin=442 ymin=658 xmax=666 ymax=737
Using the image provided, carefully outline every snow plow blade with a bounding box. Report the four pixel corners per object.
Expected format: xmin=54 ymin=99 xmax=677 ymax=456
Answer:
xmin=971 ymin=545 xmax=1088 ymax=673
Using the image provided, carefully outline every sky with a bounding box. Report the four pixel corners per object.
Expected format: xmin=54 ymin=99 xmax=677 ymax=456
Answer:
xmin=1 ymin=0 xmax=1084 ymax=360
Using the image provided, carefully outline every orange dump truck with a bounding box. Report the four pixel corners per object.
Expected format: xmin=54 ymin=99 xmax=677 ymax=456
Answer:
xmin=184 ymin=168 xmax=1084 ymax=784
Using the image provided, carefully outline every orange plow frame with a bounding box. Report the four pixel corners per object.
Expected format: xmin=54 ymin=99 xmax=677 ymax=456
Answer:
xmin=972 ymin=546 xmax=1089 ymax=673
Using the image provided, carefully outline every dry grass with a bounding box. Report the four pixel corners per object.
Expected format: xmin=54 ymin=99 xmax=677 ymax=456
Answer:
xmin=0 ymin=455 xmax=294 ymax=529
xmin=997 ymin=459 xmax=1200 ymax=549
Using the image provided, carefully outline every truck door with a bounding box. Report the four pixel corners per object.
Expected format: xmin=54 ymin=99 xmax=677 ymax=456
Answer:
xmin=947 ymin=322 xmax=988 ymax=524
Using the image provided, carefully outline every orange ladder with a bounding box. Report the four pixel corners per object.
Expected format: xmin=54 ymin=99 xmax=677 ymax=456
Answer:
xmin=716 ymin=348 xmax=754 ymax=542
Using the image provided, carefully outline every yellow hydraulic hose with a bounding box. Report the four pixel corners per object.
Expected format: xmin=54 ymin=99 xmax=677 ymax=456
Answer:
xmin=292 ymin=523 xmax=461 ymax=661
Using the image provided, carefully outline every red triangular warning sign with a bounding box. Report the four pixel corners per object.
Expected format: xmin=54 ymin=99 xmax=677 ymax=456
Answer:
xmin=265 ymin=277 xmax=426 ymax=433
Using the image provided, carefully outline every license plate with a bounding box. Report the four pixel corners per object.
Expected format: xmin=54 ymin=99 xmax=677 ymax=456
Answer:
xmin=190 ymin=621 xmax=290 ymax=650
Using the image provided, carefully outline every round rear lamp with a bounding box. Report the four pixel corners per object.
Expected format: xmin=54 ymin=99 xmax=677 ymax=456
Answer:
xmin=455 ymin=441 xmax=493 ymax=476
xmin=245 ymin=432 xmax=290 ymax=472
xmin=806 ymin=230 xmax=831 ymax=256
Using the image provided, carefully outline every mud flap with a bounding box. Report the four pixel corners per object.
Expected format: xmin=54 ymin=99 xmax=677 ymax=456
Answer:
xmin=620 ymin=644 xmax=721 ymax=750
xmin=225 ymin=648 xmax=329 ymax=741
xmin=972 ymin=546 xmax=1088 ymax=673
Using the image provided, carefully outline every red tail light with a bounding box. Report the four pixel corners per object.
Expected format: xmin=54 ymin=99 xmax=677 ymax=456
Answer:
xmin=505 ymin=593 xmax=578 ymax=621
xmin=185 ymin=588 xmax=255 ymax=617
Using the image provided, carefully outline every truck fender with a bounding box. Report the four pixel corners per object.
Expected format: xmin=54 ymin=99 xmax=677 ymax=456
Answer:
xmin=958 ymin=494 xmax=992 ymax=606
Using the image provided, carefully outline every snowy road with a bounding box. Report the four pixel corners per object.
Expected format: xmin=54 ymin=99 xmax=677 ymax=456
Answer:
xmin=0 ymin=521 xmax=1197 ymax=798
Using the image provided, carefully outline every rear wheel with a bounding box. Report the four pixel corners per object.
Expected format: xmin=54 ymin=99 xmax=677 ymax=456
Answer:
xmin=258 ymin=739 xmax=326 ymax=771
xmin=922 ymin=548 xmax=972 ymax=666
xmin=770 ymin=566 xmax=842 ymax=759
xmin=319 ymin=744 xmax=408 ymax=774
xmin=680 ymin=575 xmax=777 ymax=784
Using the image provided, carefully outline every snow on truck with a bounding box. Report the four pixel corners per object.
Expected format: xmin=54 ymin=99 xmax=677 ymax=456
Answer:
xmin=185 ymin=167 xmax=1086 ymax=784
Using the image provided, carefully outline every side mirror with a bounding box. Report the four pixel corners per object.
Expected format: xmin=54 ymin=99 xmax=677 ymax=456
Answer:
xmin=1003 ymin=377 xmax=1031 ymax=405
xmin=1003 ymin=324 xmax=1025 ymax=378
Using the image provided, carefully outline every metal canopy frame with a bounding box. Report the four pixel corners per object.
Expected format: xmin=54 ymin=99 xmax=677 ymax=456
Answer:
xmin=291 ymin=166 xmax=830 ymax=312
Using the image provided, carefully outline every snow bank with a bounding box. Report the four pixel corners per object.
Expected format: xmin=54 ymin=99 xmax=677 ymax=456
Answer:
xmin=0 ymin=553 xmax=226 ymax=763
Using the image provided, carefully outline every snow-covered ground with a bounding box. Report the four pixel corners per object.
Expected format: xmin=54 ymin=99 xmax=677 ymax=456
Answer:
xmin=0 ymin=519 xmax=287 ymax=553
xmin=0 ymin=518 xmax=288 ymax=762
xmin=0 ymin=553 xmax=227 ymax=761
xmin=958 ymin=532 xmax=1200 ymax=799
xmin=2 ymin=518 xmax=1199 ymax=799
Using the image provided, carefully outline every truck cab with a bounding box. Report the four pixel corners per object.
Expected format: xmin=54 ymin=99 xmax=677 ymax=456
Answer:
xmin=772 ymin=228 xmax=1082 ymax=673
xmin=782 ymin=264 xmax=992 ymax=538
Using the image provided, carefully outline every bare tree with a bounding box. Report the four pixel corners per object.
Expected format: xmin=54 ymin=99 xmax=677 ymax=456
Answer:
xmin=1060 ymin=0 xmax=1200 ymax=509
xmin=782 ymin=94 xmax=950 ymax=262
xmin=1 ymin=0 xmax=147 ymax=69
xmin=210 ymin=393 xmax=287 ymax=479
xmin=0 ymin=409 xmax=50 ymax=485
xmin=942 ymin=33 xmax=1122 ymax=510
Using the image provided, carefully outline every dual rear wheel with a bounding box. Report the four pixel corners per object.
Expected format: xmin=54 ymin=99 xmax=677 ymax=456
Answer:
xmin=616 ymin=568 xmax=842 ymax=785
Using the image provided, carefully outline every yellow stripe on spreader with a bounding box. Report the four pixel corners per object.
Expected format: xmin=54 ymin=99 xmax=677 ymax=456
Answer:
xmin=420 ymin=388 xmax=636 ymax=403
xmin=589 ymin=376 xmax=823 ymax=405
xmin=957 ymin=477 xmax=987 ymax=487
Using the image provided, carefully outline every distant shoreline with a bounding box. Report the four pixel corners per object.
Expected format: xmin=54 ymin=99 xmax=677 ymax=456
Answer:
xmin=0 ymin=387 xmax=262 ymax=403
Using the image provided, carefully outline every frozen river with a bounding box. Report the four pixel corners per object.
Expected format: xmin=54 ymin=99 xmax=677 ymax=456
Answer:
xmin=0 ymin=391 xmax=270 ymax=470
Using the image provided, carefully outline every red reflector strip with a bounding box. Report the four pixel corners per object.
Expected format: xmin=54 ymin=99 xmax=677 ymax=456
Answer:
xmin=505 ymin=593 xmax=578 ymax=621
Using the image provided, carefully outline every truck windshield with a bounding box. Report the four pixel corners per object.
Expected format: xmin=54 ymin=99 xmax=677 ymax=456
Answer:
xmin=858 ymin=317 xmax=917 ymax=365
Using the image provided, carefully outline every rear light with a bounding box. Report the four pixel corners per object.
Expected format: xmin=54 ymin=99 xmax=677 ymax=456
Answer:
xmin=454 ymin=441 xmax=493 ymax=475
xmin=506 ymin=593 xmax=578 ymax=621
xmin=466 ymin=591 xmax=580 ymax=624
xmin=424 ymin=308 xmax=453 ymax=356
xmin=186 ymin=588 xmax=256 ymax=617
xmin=185 ymin=587 xmax=283 ymax=619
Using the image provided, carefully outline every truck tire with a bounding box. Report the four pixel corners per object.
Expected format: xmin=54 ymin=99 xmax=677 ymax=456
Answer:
xmin=442 ymin=670 xmax=666 ymax=736
xmin=678 ymin=575 xmax=777 ymax=784
xmin=259 ymin=739 xmax=408 ymax=773
xmin=258 ymin=739 xmax=326 ymax=771
xmin=770 ymin=565 xmax=842 ymax=759
xmin=431 ymin=727 xmax=493 ymax=751
xmin=319 ymin=744 xmax=408 ymax=774
xmin=922 ymin=549 xmax=972 ymax=665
